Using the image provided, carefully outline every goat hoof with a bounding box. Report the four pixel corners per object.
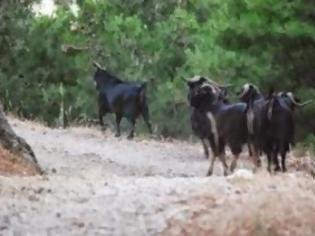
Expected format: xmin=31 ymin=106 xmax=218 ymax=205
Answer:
xmin=127 ymin=135 xmax=134 ymax=140
xmin=149 ymin=134 xmax=156 ymax=139
xmin=274 ymin=167 xmax=281 ymax=172
xmin=230 ymin=162 xmax=236 ymax=172
xmin=206 ymin=171 xmax=213 ymax=177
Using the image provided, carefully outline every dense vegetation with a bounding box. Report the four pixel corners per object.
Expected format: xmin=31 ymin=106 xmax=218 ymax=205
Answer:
xmin=1 ymin=0 xmax=314 ymax=144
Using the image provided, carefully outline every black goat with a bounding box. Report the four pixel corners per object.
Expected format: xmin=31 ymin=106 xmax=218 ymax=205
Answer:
xmin=238 ymin=84 xmax=265 ymax=158
xmin=186 ymin=76 xmax=229 ymax=160
xmin=189 ymin=82 xmax=251 ymax=176
xmin=93 ymin=62 xmax=152 ymax=138
xmin=238 ymin=84 xmax=276 ymax=172
xmin=271 ymin=91 xmax=312 ymax=171
xmin=237 ymin=84 xmax=264 ymax=158
xmin=238 ymin=84 xmax=311 ymax=172
xmin=187 ymin=78 xmax=219 ymax=160
xmin=264 ymin=92 xmax=295 ymax=172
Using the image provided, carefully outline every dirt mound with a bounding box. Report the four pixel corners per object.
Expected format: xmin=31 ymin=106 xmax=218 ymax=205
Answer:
xmin=0 ymin=146 xmax=39 ymax=176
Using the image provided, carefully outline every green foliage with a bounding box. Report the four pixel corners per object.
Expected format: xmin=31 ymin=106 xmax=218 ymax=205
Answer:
xmin=303 ymin=134 xmax=315 ymax=154
xmin=0 ymin=0 xmax=314 ymax=140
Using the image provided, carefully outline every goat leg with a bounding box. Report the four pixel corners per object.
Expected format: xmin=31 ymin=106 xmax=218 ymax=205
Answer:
xmin=207 ymin=155 xmax=216 ymax=176
xmin=99 ymin=113 xmax=104 ymax=127
xmin=219 ymin=153 xmax=229 ymax=176
xmin=248 ymin=143 xmax=253 ymax=157
xmin=127 ymin=119 xmax=136 ymax=139
xmin=273 ymin=152 xmax=281 ymax=172
xmin=267 ymin=153 xmax=272 ymax=173
xmin=99 ymin=108 xmax=106 ymax=131
xmin=281 ymin=151 xmax=287 ymax=172
xmin=230 ymin=154 xmax=239 ymax=173
xmin=249 ymin=143 xmax=260 ymax=172
xmin=115 ymin=114 xmax=122 ymax=137
xmin=201 ymin=139 xmax=209 ymax=159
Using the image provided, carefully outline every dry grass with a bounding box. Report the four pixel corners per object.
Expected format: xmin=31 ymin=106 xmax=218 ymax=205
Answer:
xmin=287 ymin=152 xmax=315 ymax=177
xmin=0 ymin=146 xmax=39 ymax=176
xmin=161 ymin=173 xmax=315 ymax=236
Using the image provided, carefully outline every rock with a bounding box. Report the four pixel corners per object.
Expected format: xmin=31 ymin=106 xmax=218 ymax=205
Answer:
xmin=73 ymin=221 xmax=85 ymax=228
xmin=0 ymin=225 xmax=8 ymax=231
xmin=35 ymin=187 xmax=45 ymax=194
xmin=28 ymin=195 xmax=39 ymax=202
xmin=228 ymin=169 xmax=254 ymax=180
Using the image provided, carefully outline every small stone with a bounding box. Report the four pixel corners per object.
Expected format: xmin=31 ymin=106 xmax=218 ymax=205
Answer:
xmin=235 ymin=190 xmax=242 ymax=194
xmin=0 ymin=225 xmax=8 ymax=231
xmin=28 ymin=195 xmax=39 ymax=202
xmin=36 ymin=187 xmax=45 ymax=194
xmin=73 ymin=221 xmax=85 ymax=228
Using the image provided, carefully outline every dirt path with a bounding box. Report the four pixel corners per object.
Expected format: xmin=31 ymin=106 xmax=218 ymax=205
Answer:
xmin=0 ymin=118 xmax=314 ymax=235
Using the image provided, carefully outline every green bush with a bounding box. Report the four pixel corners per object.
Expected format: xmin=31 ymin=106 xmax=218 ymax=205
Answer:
xmin=0 ymin=0 xmax=314 ymax=141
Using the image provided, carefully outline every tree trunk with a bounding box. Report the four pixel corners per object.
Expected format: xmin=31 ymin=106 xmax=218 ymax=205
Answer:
xmin=0 ymin=106 xmax=42 ymax=175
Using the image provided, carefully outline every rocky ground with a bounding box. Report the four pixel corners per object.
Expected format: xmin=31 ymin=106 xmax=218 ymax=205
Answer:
xmin=0 ymin=118 xmax=314 ymax=236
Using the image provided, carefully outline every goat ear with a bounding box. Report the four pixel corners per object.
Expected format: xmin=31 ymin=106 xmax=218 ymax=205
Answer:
xmin=139 ymin=82 xmax=147 ymax=90
xmin=186 ymin=80 xmax=194 ymax=88
xmin=294 ymin=96 xmax=301 ymax=103
xmin=199 ymin=77 xmax=207 ymax=83
xmin=182 ymin=77 xmax=194 ymax=87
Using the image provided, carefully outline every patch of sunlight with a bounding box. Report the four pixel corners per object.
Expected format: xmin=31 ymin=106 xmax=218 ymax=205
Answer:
xmin=32 ymin=0 xmax=57 ymax=17
xmin=32 ymin=0 xmax=79 ymax=17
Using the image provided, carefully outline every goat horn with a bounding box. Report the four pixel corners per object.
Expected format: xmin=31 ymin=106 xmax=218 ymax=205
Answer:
xmin=287 ymin=92 xmax=313 ymax=106
xmin=205 ymin=78 xmax=232 ymax=88
xmin=205 ymin=78 xmax=220 ymax=86
xmin=92 ymin=61 xmax=103 ymax=69
xmin=220 ymin=84 xmax=233 ymax=88
xmin=183 ymin=76 xmax=232 ymax=89
xmin=185 ymin=75 xmax=204 ymax=82
xmin=295 ymin=100 xmax=313 ymax=107
xmin=277 ymin=91 xmax=285 ymax=96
